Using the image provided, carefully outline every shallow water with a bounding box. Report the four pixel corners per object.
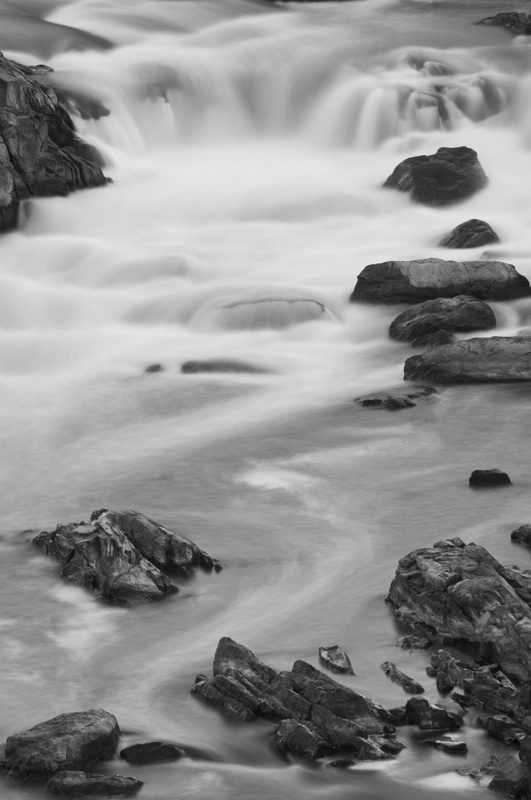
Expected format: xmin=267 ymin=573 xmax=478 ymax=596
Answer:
xmin=0 ymin=0 xmax=531 ymax=797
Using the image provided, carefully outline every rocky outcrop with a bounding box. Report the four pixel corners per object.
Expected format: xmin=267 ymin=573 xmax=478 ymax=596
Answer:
xmin=350 ymin=259 xmax=530 ymax=304
xmin=380 ymin=662 xmax=424 ymax=694
xmin=478 ymin=12 xmax=531 ymax=36
xmin=469 ymin=468 xmax=511 ymax=487
xmin=438 ymin=219 xmax=500 ymax=249
xmin=382 ymin=146 xmax=488 ymax=206
xmin=1 ymin=710 xmax=119 ymax=778
xmin=404 ymin=336 xmax=531 ymax=383
xmin=318 ymin=645 xmax=354 ymax=674
xmin=389 ymin=296 xmax=495 ymax=343
xmin=120 ymin=742 xmax=183 ymax=765
xmin=354 ymin=386 xmax=437 ymax=410
xmin=46 ymin=771 xmax=142 ymax=796
xmin=192 ymin=637 xmax=404 ymax=761
xmin=33 ymin=509 xmax=219 ymax=605
xmin=0 ymin=54 xmax=106 ymax=233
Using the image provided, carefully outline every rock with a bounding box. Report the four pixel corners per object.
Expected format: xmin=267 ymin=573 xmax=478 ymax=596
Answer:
xmin=478 ymin=715 xmax=525 ymax=747
xmin=389 ymin=296 xmax=495 ymax=343
xmin=404 ymin=336 xmax=531 ymax=383
xmin=46 ymin=771 xmax=142 ymax=796
xmin=439 ymin=219 xmax=500 ymax=249
xmin=469 ymin=468 xmax=511 ymax=487
xmin=33 ymin=509 xmax=218 ymax=605
xmin=411 ymin=330 xmax=455 ymax=348
xmin=380 ymin=662 xmax=425 ymax=694
xmin=397 ymin=636 xmax=431 ymax=651
xmin=512 ymin=527 xmax=531 ymax=547
xmin=0 ymin=54 xmax=106 ymax=233
xmin=351 ymin=259 xmax=530 ymax=304
xmin=404 ymin=697 xmax=461 ymax=730
xmin=354 ymin=386 xmax=437 ymax=410
xmin=486 ymin=754 xmax=530 ymax=798
xmin=144 ymin=363 xmax=164 ymax=374
xmin=1 ymin=710 xmax=119 ymax=778
xmin=192 ymin=637 xmax=404 ymax=761
xmin=119 ymin=742 xmax=184 ymax=765
xmin=181 ymin=359 xmax=266 ymax=374
xmin=327 ymin=758 xmax=355 ymax=768
xmin=478 ymin=12 xmax=531 ymax=36
xmin=382 ymin=146 xmax=488 ymax=207
xmin=318 ymin=645 xmax=354 ymax=674
xmin=426 ymin=737 xmax=467 ymax=754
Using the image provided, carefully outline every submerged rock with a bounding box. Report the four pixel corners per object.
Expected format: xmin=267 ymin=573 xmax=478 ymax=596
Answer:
xmin=438 ymin=219 xmax=500 ymax=249
xmin=404 ymin=336 xmax=531 ymax=383
xmin=383 ymin=146 xmax=488 ymax=206
xmin=181 ymin=359 xmax=266 ymax=374
xmin=120 ymin=742 xmax=184 ymax=765
xmin=380 ymin=662 xmax=424 ymax=694
xmin=512 ymin=526 xmax=531 ymax=547
xmin=469 ymin=468 xmax=511 ymax=487
xmin=478 ymin=12 xmax=531 ymax=36
xmin=389 ymin=296 xmax=496 ymax=343
xmin=1 ymin=710 xmax=119 ymax=778
xmin=46 ymin=771 xmax=142 ymax=796
xmin=351 ymin=259 xmax=530 ymax=304
xmin=318 ymin=645 xmax=354 ymax=674
xmin=354 ymin=386 xmax=437 ymax=411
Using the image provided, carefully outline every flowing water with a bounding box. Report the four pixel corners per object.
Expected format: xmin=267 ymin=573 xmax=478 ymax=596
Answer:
xmin=1 ymin=0 xmax=531 ymax=797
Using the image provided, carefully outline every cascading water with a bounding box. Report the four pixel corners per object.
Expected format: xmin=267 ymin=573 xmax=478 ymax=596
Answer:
xmin=1 ymin=0 xmax=531 ymax=798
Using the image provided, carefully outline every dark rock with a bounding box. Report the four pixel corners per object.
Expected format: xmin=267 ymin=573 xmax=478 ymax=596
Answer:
xmin=469 ymin=469 xmax=511 ymax=487
xmin=0 ymin=54 xmax=107 ymax=233
xmin=411 ymin=330 xmax=455 ymax=348
xmin=354 ymin=385 xmax=437 ymax=410
xmin=478 ymin=715 xmax=525 ymax=747
xmin=439 ymin=219 xmax=500 ymax=249
xmin=486 ymin=754 xmax=530 ymax=798
xmin=382 ymin=146 xmax=488 ymax=207
xmin=478 ymin=12 xmax=531 ymax=36
xmin=436 ymin=671 xmax=456 ymax=694
xmin=181 ymin=359 xmax=266 ymax=374
xmin=33 ymin=509 xmax=217 ymax=605
xmin=274 ymin=720 xmax=333 ymax=759
xmin=327 ymin=758 xmax=355 ymax=768
xmin=404 ymin=697 xmax=461 ymax=730
xmin=426 ymin=737 xmax=467 ymax=754
xmin=351 ymin=259 xmax=530 ymax=304
xmin=144 ymin=364 xmax=164 ymax=374
xmin=1 ymin=710 xmax=119 ymax=778
xmin=389 ymin=296 xmax=496 ymax=343
xmin=397 ymin=635 xmax=431 ymax=651
xmin=318 ymin=645 xmax=354 ymax=675
xmin=380 ymin=662 xmax=424 ymax=694
xmin=404 ymin=336 xmax=531 ymax=384
xmin=512 ymin=527 xmax=531 ymax=547
xmin=119 ymin=742 xmax=184 ymax=765
xmin=46 ymin=771 xmax=142 ymax=796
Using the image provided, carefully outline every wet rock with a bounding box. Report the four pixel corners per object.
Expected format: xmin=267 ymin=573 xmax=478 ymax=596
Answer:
xmin=383 ymin=146 xmax=488 ymax=207
xmin=380 ymin=662 xmax=424 ymax=694
xmin=511 ymin=526 xmax=531 ymax=547
xmin=397 ymin=635 xmax=431 ymax=651
xmin=426 ymin=736 xmax=467 ymax=754
xmin=120 ymin=742 xmax=184 ymax=765
xmin=411 ymin=330 xmax=455 ymax=348
xmin=46 ymin=771 xmax=142 ymax=796
xmin=351 ymin=259 xmax=530 ymax=304
xmin=0 ymin=54 xmax=107 ymax=233
xmin=404 ymin=336 xmax=531 ymax=383
xmin=274 ymin=720 xmax=333 ymax=759
xmin=478 ymin=12 xmax=531 ymax=36
xmin=469 ymin=468 xmax=511 ymax=487
xmin=181 ymin=359 xmax=266 ymax=374
xmin=144 ymin=363 xmax=164 ymax=374
xmin=439 ymin=219 xmax=500 ymax=249
xmin=404 ymin=697 xmax=461 ymax=730
xmin=389 ymin=296 xmax=496 ymax=343
xmin=33 ymin=509 xmax=218 ymax=605
xmin=478 ymin=715 xmax=525 ymax=747
xmin=1 ymin=710 xmax=119 ymax=778
xmin=354 ymin=386 xmax=437 ymax=410
xmin=486 ymin=754 xmax=530 ymax=798
xmin=327 ymin=758 xmax=355 ymax=768
xmin=318 ymin=645 xmax=354 ymax=675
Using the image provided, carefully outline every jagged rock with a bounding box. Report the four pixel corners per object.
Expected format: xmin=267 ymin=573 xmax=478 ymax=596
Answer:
xmin=350 ymin=259 xmax=530 ymax=304
xmin=439 ymin=219 xmax=500 ymax=248
xmin=411 ymin=330 xmax=455 ymax=348
xmin=426 ymin=736 xmax=467 ymax=754
xmin=397 ymin=636 xmax=431 ymax=651
xmin=389 ymin=296 xmax=496 ymax=343
xmin=0 ymin=54 xmax=106 ymax=233
xmin=181 ymin=359 xmax=266 ymax=374
xmin=404 ymin=697 xmax=461 ymax=730
xmin=354 ymin=386 xmax=437 ymax=410
xmin=33 ymin=509 xmax=218 ymax=605
xmin=469 ymin=468 xmax=511 ymax=487
xmin=478 ymin=715 xmax=525 ymax=747
xmin=192 ymin=637 xmax=403 ymax=761
xmin=486 ymin=754 xmax=530 ymax=798
xmin=318 ymin=645 xmax=354 ymax=674
xmin=380 ymin=662 xmax=424 ymax=694
xmin=478 ymin=12 xmax=531 ymax=36
xmin=1 ymin=710 xmax=119 ymax=778
xmin=404 ymin=337 xmax=531 ymax=383
xmin=512 ymin=527 xmax=531 ymax=547
xmin=46 ymin=771 xmax=142 ymax=796
xmin=119 ymin=742 xmax=184 ymax=765
xmin=382 ymin=146 xmax=488 ymax=206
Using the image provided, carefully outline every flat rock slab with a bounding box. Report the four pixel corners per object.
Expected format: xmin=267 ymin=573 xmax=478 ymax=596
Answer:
xmin=1 ymin=709 xmax=119 ymax=778
xmin=120 ymin=742 xmax=184 ymax=765
xmin=354 ymin=386 xmax=437 ymax=410
xmin=47 ymin=771 xmax=142 ymax=796
xmin=469 ymin=468 xmax=511 ymax=487
xmin=478 ymin=12 xmax=531 ymax=35
xmin=389 ymin=296 xmax=496 ymax=342
xmin=380 ymin=661 xmax=424 ymax=694
xmin=318 ymin=645 xmax=354 ymax=674
xmin=383 ymin=146 xmax=488 ymax=207
xmin=351 ymin=259 xmax=530 ymax=304
xmin=438 ymin=219 xmax=499 ymax=249
xmin=404 ymin=336 xmax=531 ymax=384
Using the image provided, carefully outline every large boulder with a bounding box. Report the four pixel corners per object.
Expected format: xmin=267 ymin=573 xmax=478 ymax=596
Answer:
xmin=438 ymin=219 xmax=500 ymax=249
xmin=351 ymin=259 xmax=530 ymax=304
xmin=478 ymin=12 xmax=531 ymax=35
xmin=382 ymin=146 xmax=488 ymax=206
xmin=389 ymin=295 xmax=496 ymax=342
xmin=1 ymin=710 xmax=119 ymax=778
xmin=33 ymin=509 xmax=218 ymax=605
xmin=404 ymin=336 xmax=531 ymax=383
xmin=0 ymin=55 xmax=106 ymax=232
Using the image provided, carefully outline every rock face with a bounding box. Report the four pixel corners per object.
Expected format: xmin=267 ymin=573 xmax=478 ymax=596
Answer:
xmin=33 ymin=509 xmax=218 ymax=605
xmin=46 ymin=771 xmax=142 ymax=796
xmin=192 ymin=637 xmax=404 ymax=761
xmin=351 ymin=259 xmax=530 ymax=304
xmin=0 ymin=54 xmax=106 ymax=232
xmin=1 ymin=710 xmax=119 ymax=778
xmin=354 ymin=386 xmax=437 ymax=410
xmin=439 ymin=219 xmax=500 ymax=249
xmin=389 ymin=296 xmax=496 ymax=342
xmin=380 ymin=662 xmax=424 ymax=694
xmin=469 ymin=468 xmax=511 ymax=488
xmin=478 ymin=12 xmax=531 ymax=36
xmin=318 ymin=645 xmax=354 ymax=675
xmin=404 ymin=336 xmax=531 ymax=383
xmin=383 ymin=146 xmax=488 ymax=206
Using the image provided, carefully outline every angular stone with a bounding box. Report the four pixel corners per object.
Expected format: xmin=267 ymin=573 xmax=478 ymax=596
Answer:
xmin=389 ymin=296 xmax=496 ymax=342
xmin=318 ymin=645 xmax=354 ymax=674
xmin=405 ymin=697 xmax=461 ymax=730
xmin=274 ymin=719 xmax=333 ymax=759
xmin=438 ymin=219 xmax=500 ymax=249
xmin=397 ymin=636 xmax=431 ymax=651
xmin=380 ymin=661 xmax=424 ymax=694
xmin=46 ymin=771 xmax=142 ymax=796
